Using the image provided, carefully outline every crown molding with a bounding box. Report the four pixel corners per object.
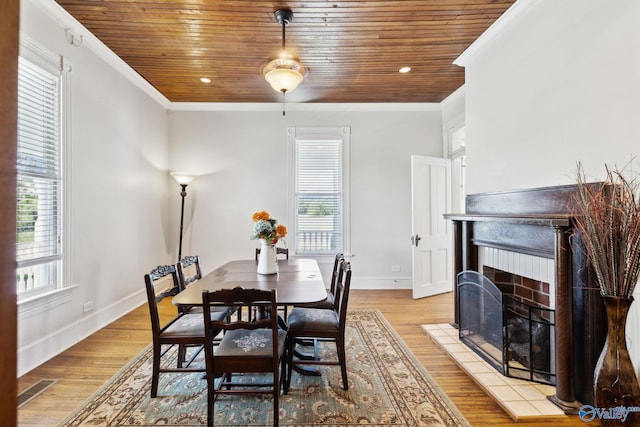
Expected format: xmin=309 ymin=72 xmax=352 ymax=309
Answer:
xmin=169 ymin=102 xmax=441 ymax=112
xmin=454 ymin=0 xmax=536 ymax=67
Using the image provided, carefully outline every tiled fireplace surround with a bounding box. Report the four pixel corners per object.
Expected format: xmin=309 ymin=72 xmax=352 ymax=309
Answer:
xmin=482 ymin=253 xmax=553 ymax=310
xmin=442 ymin=184 xmax=608 ymax=419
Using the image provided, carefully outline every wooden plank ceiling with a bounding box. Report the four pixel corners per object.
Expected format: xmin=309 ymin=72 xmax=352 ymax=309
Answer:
xmin=55 ymin=0 xmax=516 ymax=103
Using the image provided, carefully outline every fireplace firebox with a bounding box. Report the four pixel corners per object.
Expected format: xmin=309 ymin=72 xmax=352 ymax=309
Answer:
xmin=457 ymin=270 xmax=556 ymax=385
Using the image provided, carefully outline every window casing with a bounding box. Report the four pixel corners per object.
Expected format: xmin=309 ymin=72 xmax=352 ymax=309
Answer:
xmin=448 ymin=125 xmax=466 ymax=213
xmin=16 ymin=36 xmax=69 ymax=298
xmin=288 ymin=127 xmax=350 ymax=257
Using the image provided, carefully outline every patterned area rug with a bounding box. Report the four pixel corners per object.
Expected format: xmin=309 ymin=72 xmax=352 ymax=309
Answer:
xmin=59 ymin=310 xmax=469 ymax=426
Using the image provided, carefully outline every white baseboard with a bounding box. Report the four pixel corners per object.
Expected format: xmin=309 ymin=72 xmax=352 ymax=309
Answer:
xmin=350 ymin=276 xmax=412 ymax=290
xmin=17 ymin=289 xmax=146 ymax=377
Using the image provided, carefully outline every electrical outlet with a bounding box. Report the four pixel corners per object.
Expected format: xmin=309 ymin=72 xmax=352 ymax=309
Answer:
xmin=83 ymin=301 xmax=94 ymax=313
xmin=391 ymin=265 xmax=401 ymax=272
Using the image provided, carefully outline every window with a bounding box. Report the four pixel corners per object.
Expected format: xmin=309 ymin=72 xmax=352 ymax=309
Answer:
xmin=288 ymin=127 xmax=350 ymax=256
xmin=16 ymin=36 xmax=68 ymax=297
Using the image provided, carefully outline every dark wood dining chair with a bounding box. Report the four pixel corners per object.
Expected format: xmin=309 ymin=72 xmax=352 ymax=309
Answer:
xmin=176 ymin=255 xmax=235 ymax=319
xmin=284 ymin=261 xmax=352 ymax=394
xmin=255 ymin=246 xmax=289 ymax=260
xmin=294 ymin=252 xmax=344 ymax=310
xmin=202 ymin=287 xmax=287 ymax=427
xmin=144 ymin=264 xmax=226 ymax=398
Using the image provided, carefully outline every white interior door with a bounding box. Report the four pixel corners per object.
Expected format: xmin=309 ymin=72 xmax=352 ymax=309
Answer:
xmin=411 ymin=155 xmax=452 ymax=299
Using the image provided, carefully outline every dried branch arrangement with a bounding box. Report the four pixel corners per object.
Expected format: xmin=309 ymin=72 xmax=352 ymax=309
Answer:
xmin=572 ymin=163 xmax=640 ymax=298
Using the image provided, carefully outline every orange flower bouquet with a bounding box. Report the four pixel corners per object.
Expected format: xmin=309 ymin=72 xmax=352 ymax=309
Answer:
xmin=251 ymin=211 xmax=287 ymax=245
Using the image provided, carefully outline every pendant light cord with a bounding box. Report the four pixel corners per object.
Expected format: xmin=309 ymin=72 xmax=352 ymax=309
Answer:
xmin=278 ymin=10 xmax=292 ymax=116
xmin=282 ymin=19 xmax=286 ymax=51
xmin=282 ymin=18 xmax=287 ymax=116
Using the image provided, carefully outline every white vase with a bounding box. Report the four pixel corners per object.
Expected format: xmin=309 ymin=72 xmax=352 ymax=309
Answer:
xmin=257 ymin=239 xmax=279 ymax=275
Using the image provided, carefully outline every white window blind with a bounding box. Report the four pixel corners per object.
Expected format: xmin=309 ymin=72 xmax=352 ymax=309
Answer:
xmin=291 ymin=127 xmax=350 ymax=255
xmin=16 ymin=56 xmax=62 ymax=294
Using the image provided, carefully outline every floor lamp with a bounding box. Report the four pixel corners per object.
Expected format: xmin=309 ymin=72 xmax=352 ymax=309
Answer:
xmin=170 ymin=172 xmax=194 ymax=294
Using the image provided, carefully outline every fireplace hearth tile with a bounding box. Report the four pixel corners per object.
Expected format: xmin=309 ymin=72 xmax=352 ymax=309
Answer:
xmin=531 ymin=397 xmax=567 ymax=415
xmin=491 ymin=385 xmax=525 ymax=401
xmin=453 ymin=351 xmax=482 ymax=363
xmin=501 ymin=375 xmax=531 ymax=386
xmin=440 ymin=342 xmax=469 ymax=353
xmin=534 ymin=383 xmax=556 ymax=395
xmin=474 ymin=372 xmax=509 ymax=386
xmin=513 ymin=384 xmax=548 ymax=401
xmin=502 ymin=400 xmax=542 ymax=418
xmin=431 ymin=335 xmax=457 ymax=345
xmin=464 ymin=361 xmax=494 ymax=374
xmin=422 ymin=323 xmax=567 ymax=421
xmin=424 ymin=328 xmax=449 ymax=336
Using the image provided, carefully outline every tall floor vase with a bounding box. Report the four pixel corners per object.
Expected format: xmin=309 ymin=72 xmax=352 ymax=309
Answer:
xmin=593 ymin=295 xmax=640 ymax=426
xmin=257 ymin=239 xmax=278 ymax=275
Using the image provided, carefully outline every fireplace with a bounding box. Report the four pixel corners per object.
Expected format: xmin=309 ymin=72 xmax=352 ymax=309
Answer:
xmin=457 ymin=269 xmax=556 ymax=385
xmin=445 ymin=184 xmax=608 ymax=413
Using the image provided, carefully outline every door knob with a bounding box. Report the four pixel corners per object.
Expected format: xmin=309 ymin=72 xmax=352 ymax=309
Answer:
xmin=411 ymin=235 xmax=422 ymax=247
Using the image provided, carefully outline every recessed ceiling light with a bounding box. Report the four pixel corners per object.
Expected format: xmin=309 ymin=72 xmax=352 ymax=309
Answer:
xmin=399 ymin=66 xmax=411 ymax=74
xmin=200 ymin=77 xmax=211 ymax=83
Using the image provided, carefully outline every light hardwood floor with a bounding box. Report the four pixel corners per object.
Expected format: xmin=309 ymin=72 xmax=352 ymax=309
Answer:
xmin=18 ymin=290 xmax=594 ymax=426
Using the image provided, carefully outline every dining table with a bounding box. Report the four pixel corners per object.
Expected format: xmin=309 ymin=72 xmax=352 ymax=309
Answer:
xmin=171 ymin=258 xmax=328 ymax=308
xmin=172 ymin=257 xmax=328 ymax=376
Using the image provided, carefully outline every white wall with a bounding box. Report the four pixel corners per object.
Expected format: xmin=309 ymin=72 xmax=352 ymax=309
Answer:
xmin=17 ymin=0 xmax=171 ymax=375
xmin=459 ymin=0 xmax=640 ymax=379
xmin=463 ymin=0 xmax=640 ymax=193
xmin=167 ymin=106 xmax=443 ymax=286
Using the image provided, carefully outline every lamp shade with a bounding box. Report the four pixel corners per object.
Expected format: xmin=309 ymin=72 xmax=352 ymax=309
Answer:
xmin=265 ymin=67 xmax=303 ymax=93
xmin=170 ymin=172 xmax=194 ymax=185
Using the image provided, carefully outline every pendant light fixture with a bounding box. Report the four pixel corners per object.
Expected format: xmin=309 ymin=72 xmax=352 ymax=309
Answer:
xmin=262 ymin=9 xmax=304 ymax=114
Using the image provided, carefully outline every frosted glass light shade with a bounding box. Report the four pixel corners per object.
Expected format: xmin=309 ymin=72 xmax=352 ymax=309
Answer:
xmin=170 ymin=172 xmax=195 ymax=185
xmin=265 ymin=68 xmax=303 ymax=93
